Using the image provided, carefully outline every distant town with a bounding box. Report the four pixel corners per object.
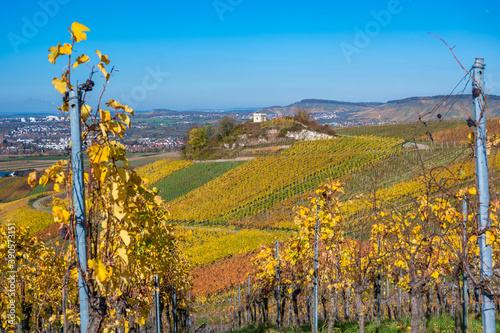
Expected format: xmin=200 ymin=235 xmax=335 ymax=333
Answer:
xmin=0 ymin=114 xmax=184 ymax=156
xmin=0 ymin=103 xmax=398 ymax=158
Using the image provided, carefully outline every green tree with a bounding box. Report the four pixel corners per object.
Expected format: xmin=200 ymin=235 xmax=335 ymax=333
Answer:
xmin=185 ymin=126 xmax=208 ymax=156
xmin=217 ymin=115 xmax=235 ymax=139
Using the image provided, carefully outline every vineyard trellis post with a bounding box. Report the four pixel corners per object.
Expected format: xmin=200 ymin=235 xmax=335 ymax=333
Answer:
xmin=173 ymin=286 xmax=178 ymax=333
xmin=275 ymin=241 xmax=281 ymax=330
xmin=188 ymin=290 xmax=192 ymax=332
xmin=462 ymin=197 xmax=468 ymax=333
xmin=451 ymin=285 xmax=455 ymax=316
xmin=345 ymin=288 xmax=350 ymax=321
xmin=238 ymin=285 xmax=241 ymax=328
xmin=307 ymin=295 xmax=311 ymax=324
xmin=155 ymin=275 xmax=161 ymax=333
xmin=472 ymin=57 xmax=496 ymax=333
xmin=386 ymin=277 xmax=390 ymax=320
xmin=247 ymin=275 xmax=250 ymax=323
xmin=376 ymin=236 xmax=381 ymax=326
xmin=151 ymin=305 xmax=155 ymax=332
xmin=69 ymin=89 xmax=89 ymax=332
xmin=313 ymin=209 xmax=319 ymax=333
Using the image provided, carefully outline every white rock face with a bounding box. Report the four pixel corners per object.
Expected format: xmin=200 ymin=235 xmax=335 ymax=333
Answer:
xmin=402 ymin=142 xmax=430 ymax=150
xmin=285 ymin=130 xmax=334 ymax=141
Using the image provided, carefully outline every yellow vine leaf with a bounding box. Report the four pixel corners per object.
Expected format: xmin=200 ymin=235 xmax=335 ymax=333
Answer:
xmin=71 ymin=22 xmax=90 ymax=42
xmin=117 ymin=167 xmax=130 ymax=183
xmin=48 ymin=44 xmax=61 ymax=64
xmin=88 ymin=144 xmax=110 ymax=164
xmin=96 ymin=50 xmax=111 ymax=65
xmin=120 ymin=230 xmax=131 ymax=246
xmin=118 ymin=113 xmax=131 ymax=128
xmin=486 ymin=230 xmax=496 ymax=246
xmin=99 ymin=109 xmax=111 ymax=122
xmin=81 ymin=104 xmax=91 ymax=122
xmin=107 ymin=99 xmax=134 ymax=115
xmin=431 ymin=271 xmax=439 ymax=279
xmin=116 ymin=248 xmax=129 ymax=265
xmin=114 ymin=204 xmax=126 ymax=220
xmin=96 ymin=260 xmax=108 ymax=283
xmin=52 ymin=77 xmax=68 ymax=94
xmin=59 ymin=43 xmax=72 ymax=55
xmin=98 ymin=63 xmax=110 ymax=80
xmin=73 ymin=54 xmax=90 ymax=70
xmin=468 ymin=187 xmax=477 ymax=195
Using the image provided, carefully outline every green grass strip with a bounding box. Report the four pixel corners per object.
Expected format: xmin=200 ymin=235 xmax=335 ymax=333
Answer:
xmin=156 ymin=161 xmax=247 ymax=202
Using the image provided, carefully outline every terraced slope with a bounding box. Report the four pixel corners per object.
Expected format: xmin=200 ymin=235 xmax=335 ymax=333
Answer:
xmin=0 ymin=176 xmax=32 ymax=202
xmin=0 ymin=196 xmax=54 ymax=234
xmin=167 ymin=136 xmax=403 ymax=225
xmin=136 ymin=159 xmax=192 ymax=185
xmin=336 ymin=119 xmax=500 ymax=143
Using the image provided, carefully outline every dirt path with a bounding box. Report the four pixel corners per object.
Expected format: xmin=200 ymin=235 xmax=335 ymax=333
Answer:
xmin=32 ymin=196 xmax=52 ymax=213
xmin=32 ymin=193 xmax=65 ymax=213
xmin=193 ymin=156 xmax=255 ymax=163
xmin=129 ymin=151 xmax=182 ymax=161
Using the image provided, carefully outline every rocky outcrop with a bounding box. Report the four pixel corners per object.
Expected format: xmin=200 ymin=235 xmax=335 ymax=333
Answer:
xmin=285 ymin=130 xmax=334 ymax=141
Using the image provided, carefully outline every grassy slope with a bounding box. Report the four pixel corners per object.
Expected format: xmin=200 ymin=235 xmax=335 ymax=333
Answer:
xmin=156 ymin=161 xmax=246 ymax=202
xmin=26 ymin=183 xmax=51 ymax=197
xmin=223 ymin=315 xmax=486 ymax=333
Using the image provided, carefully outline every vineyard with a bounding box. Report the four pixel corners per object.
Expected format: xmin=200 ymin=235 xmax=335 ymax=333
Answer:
xmin=136 ymin=159 xmax=193 ymax=185
xmin=180 ymin=131 xmax=500 ymax=333
xmin=155 ymin=161 xmax=246 ymax=202
xmin=0 ymin=195 xmax=54 ymax=234
xmin=1 ymin=20 xmax=499 ymax=333
xmin=166 ymin=136 xmax=403 ymax=226
xmin=335 ymin=118 xmax=500 ymax=144
xmin=181 ymin=227 xmax=288 ymax=267
xmin=3 ymin=117 xmax=500 ymax=332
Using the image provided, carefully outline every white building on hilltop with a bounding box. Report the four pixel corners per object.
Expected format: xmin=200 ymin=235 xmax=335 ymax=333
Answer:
xmin=253 ymin=112 xmax=267 ymax=123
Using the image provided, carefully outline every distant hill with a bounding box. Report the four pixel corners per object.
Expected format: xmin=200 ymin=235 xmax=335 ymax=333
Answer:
xmin=257 ymin=95 xmax=500 ymax=123
xmin=259 ymin=99 xmax=383 ymax=122
xmin=141 ymin=109 xmax=181 ymax=117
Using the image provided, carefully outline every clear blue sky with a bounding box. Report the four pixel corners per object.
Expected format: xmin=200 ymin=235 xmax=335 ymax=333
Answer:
xmin=0 ymin=0 xmax=499 ymax=113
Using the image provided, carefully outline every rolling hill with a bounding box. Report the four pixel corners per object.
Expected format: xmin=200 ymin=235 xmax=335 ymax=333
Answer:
xmin=257 ymin=94 xmax=500 ymax=123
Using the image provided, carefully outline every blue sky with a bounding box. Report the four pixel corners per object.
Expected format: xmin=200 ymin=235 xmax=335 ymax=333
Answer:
xmin=0 ymin=0 xmax=499 ymax=113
